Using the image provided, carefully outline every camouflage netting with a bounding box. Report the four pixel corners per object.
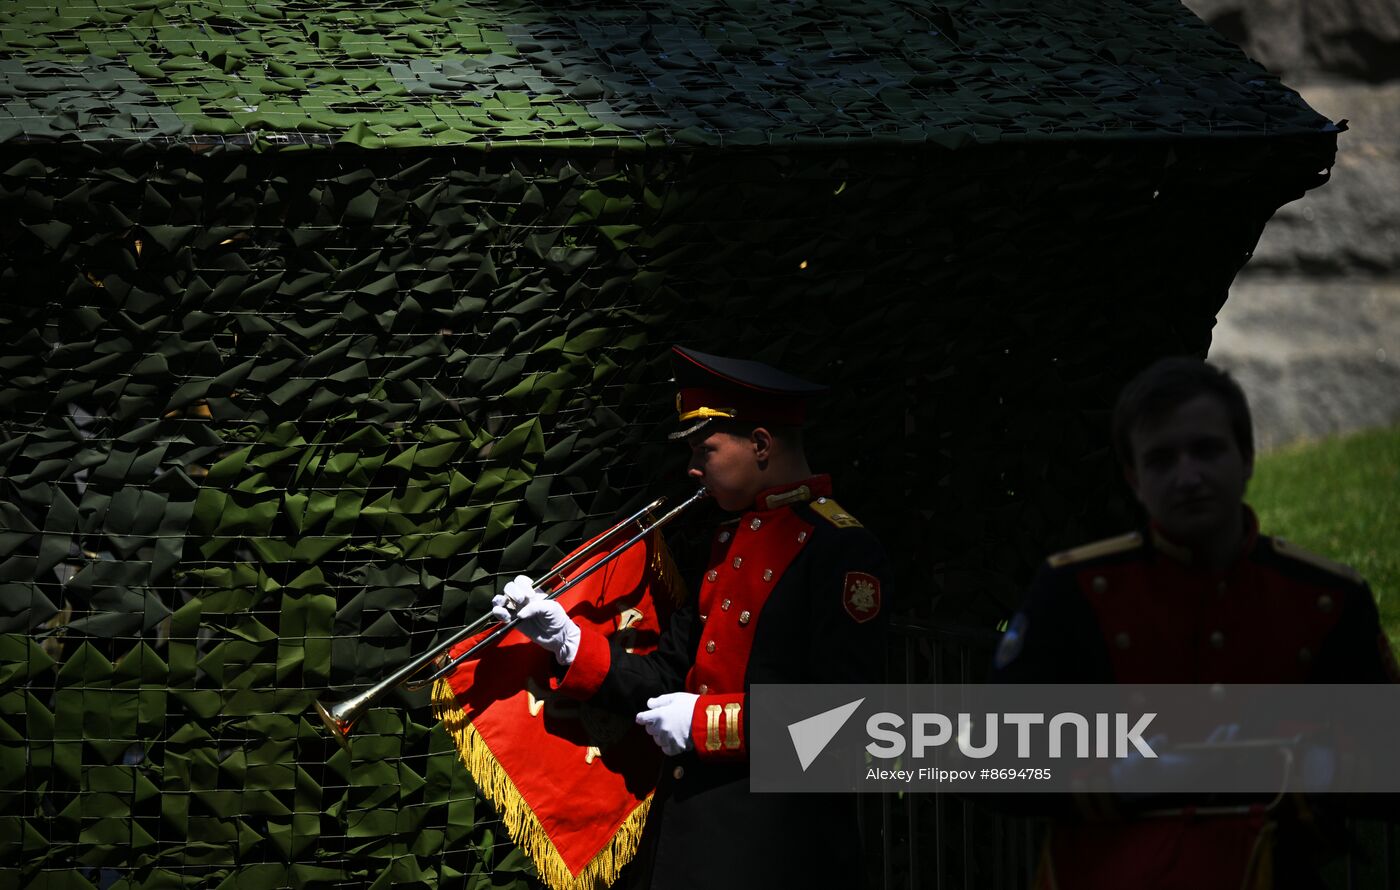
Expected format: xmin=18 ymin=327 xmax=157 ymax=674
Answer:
xmin=0 ymin=0 xmax=1336 ymax=886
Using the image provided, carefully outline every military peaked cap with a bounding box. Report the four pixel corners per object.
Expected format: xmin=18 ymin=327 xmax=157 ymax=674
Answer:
xmin=669 ymin=346 xmax=827 ymax=439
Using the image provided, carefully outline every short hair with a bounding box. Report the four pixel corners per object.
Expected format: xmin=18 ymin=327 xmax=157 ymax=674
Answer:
xmin=706 ymin=418 xmax=804 ymax=451
xmin=1111 ymin=357 xmax=1254 ymax=467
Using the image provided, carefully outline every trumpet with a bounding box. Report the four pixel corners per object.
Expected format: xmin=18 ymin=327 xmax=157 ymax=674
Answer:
xmin=313 ymin=487 xmax=709 ymax=748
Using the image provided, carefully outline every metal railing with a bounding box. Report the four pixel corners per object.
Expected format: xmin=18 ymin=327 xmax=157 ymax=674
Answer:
xmin=860 ymin=619 xmax=1043 ymax=890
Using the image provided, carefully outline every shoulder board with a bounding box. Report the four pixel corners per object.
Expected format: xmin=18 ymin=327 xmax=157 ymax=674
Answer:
xmin=1269 ymin=537 xmax=1364 ymax=584
xmin=809 ymin=497 xmax=863 ymax=529
xmin=1047 ymin=532 xmax=1144 ymax=569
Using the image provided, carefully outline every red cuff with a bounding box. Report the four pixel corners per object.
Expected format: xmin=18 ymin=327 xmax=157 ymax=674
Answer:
xmin=553 ymin=626 xmax=611 ymax=699
xmin=691 ymin=692 xmax=747 ymax=761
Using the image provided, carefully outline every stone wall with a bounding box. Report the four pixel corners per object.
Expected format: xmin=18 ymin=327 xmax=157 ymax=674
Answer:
xmin=1186 ymin=0 xmax=1400 ymax=448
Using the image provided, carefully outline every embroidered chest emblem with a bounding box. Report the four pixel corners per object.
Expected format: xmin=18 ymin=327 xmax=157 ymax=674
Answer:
xmin=843 ymin=571 xmax=881 ymax=623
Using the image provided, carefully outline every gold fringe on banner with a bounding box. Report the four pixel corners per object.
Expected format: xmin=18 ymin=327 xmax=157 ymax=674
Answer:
xmin=648 ymin=530 xmax=689 ymax=607
xmin=430 ymin=531 xmax=688 ymax=890
xmin=433 ymin=679 xmax=653 ymax=890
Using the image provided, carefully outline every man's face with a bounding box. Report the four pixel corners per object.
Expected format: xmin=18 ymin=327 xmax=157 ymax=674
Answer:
xmin=1126 ymin=393 xmax=1253 ymax=545
xmin=686 ymin=428 xmax=764 ymax=512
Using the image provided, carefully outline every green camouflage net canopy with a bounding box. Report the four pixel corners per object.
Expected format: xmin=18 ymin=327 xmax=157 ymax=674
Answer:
xmin=0 ymin=0 xmax=1336 ymax=887
xmin=0 ymin=0 xmax=1327 ymax=147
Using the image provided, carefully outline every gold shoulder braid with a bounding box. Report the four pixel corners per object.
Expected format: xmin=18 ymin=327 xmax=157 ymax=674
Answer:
xmin=1047 ymin=532 xmax=1143 ymax=569
xmin=1270 ymin=537 xmax=1365 ymax=584
xmin=810 ymin=498 xmax=863 ymax=529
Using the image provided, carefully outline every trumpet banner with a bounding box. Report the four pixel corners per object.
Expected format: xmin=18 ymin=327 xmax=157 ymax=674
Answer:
xmin=433 ymin=529 xmax=685 ymax=890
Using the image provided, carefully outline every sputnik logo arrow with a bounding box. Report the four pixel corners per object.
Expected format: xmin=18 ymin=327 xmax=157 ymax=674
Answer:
xmin=788 ymin=698 xmax=864 ymax=771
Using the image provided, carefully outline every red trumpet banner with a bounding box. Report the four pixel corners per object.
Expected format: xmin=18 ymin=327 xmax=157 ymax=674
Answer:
xmin=433 ymin=529 xmax=686 ymax=890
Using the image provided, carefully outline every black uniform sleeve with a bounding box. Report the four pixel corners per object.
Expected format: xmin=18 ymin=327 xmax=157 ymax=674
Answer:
xmin=582 ymin=600 xmax=703 ymax=715
xmin=1307 ymin=582 xmax=1400 ymax=821
xmin=803 ymin=526 xmax=890 ymax=685
xmin=1314 ymin=580 xmax=1400 ymax=684
xmin=989 ymin=561 xmax=1114 ymax=684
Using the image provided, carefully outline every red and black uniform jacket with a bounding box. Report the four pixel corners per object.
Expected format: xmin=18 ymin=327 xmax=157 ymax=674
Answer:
xmin=554 ymin=475 xmax=890 ymax=890
xmin=992 ymin=507 xmax=1398 ymax=890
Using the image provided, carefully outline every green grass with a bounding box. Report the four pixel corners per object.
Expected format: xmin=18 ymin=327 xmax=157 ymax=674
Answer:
xmin=1250 ymin=422 xmax=1400 ymax=654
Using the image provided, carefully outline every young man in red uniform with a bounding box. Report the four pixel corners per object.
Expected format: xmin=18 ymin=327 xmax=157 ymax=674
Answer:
xmin=993 ymin=357 xmax=1398 ymax=889
xmin=494 ymin=345 xmax=891 ymax=889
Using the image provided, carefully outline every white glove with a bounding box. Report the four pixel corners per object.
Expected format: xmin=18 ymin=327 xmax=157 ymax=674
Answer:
xmin=490 ymin=575 xmax=581 ymax=665
xmin=636 ymin=692 xmax=699 ymax=756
